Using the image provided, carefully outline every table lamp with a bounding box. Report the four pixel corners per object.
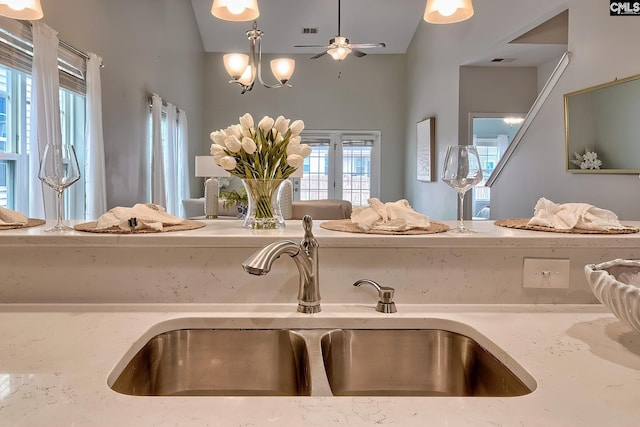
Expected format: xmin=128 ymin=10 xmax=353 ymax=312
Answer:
xmin=195 ymin=156 xmax=231 ymax=218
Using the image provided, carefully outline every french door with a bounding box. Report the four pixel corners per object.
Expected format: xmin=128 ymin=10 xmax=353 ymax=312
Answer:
xmin=293 ymin=131 xmax=380 ymax=206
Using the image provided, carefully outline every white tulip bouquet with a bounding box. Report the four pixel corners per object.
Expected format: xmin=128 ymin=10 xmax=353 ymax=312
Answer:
xmin=209 ymin=113 xmax=312 ymax=228
xmin=210 ymin=113 xmax=311 ymax=179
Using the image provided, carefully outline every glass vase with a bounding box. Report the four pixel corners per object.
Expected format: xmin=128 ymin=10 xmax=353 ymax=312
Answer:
xmin=241 ymin=179 xmax=286 ymax=229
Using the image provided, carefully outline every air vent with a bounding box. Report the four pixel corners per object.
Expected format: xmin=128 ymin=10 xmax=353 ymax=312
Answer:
xmin=302 ymin=27 xmax=319 ymax=34
xmin=491 ymin=58 xmax=516 ymax=63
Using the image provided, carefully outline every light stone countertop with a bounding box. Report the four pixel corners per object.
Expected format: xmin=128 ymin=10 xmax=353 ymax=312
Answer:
xmin=0 ymin=303 xmax=638 ymax=426
xmin=2 ymin=219 xmax=640 ymax=248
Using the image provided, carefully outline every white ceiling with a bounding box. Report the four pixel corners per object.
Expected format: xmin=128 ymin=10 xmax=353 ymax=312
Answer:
xmin=191 ymin=0 xmax=428 ymax=55
xmin=190 ymin=0 xmax=568 ymax=66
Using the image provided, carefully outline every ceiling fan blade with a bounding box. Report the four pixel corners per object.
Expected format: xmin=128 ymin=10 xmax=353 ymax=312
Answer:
xmin=350 ymin=43 xmax=387 ymax=49
xmin=311 ymin=51 xmax=328 ymax=59
xmin=352 ymin=49 xmax=367 ymax=58
xmin=295 ymin=44 xmax=330 ymax=48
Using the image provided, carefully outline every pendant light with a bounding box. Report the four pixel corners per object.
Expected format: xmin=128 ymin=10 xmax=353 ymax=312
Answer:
xmin=223 ymin=21 xmax=295 ymax=94
xmin=424 ymin=0 xmax=474 ymax=24
xmin=211 ymin=0 xmax=259 ymax=22
xmin=0 ymin=0 xmax=43 ymax=20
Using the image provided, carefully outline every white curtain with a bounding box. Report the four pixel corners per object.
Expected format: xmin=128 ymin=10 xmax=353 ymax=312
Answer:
xmin=149 ymin=94 xmax=189 ymax=216
xmin=28 ymin=21 xmax=61 ymax=219
xmin=85 ymin=53 xmax=107 ymax=219
xmin=177 ymin=110 xmax=190 ymax=218
xmin=164 ymin=103 xmax=178 ymax=215
xmin=150 ymin=93 xmax=165 ymax=206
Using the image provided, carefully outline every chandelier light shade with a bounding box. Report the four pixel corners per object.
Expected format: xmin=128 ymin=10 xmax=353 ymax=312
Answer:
xmin=223 ymin=53 xmax=250 ymax=80
xmin=424 ymin=0 xmax=474 ymax=24
xmin=0 ymin=0 xmax=43 ymax=20
xmin=270 ymin=58 xmax=295 ymax=84
xmin=211 ymin=0 xmax=259 ymax=22
xmin=224 ymin=21 xmax=295 ymax=94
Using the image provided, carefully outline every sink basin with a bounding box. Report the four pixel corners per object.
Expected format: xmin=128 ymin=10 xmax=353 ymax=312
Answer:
xmin=110 ymin=329 xmax=311 ymax=396
xmin=321 ymin=329 xmax=532 ymax=397
xmin=109 ymin=319 xmax=535 ymax=397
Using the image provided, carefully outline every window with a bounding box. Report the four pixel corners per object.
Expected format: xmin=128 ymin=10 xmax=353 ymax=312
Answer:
xmin=0 ymin=17 xmax=86 ymax=217
xmin=295 ymin=131 xmax=380 ymax=206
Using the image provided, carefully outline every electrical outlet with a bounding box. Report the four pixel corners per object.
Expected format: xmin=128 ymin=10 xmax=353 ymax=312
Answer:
xmin=522 ymin=258 xmax=570 ymax=289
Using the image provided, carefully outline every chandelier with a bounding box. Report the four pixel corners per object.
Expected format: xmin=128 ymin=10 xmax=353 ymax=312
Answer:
xmin=223 ymin=21 xmax=295 ymax=94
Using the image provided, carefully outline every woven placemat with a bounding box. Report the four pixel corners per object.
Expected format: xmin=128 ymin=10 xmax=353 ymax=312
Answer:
xmin=320 ymin=219 xmax=449 ymax=235
xmin=0 ymin=218 xmax=46 ymax=230
xmin=494 ymin=218 xmax=639 ymax=234
xmin=74 ymin=219 xmax=206 ymax=234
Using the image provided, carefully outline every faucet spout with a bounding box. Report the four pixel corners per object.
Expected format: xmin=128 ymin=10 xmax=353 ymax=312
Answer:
xmin=241 ymin=215 xmax=321 ymax=314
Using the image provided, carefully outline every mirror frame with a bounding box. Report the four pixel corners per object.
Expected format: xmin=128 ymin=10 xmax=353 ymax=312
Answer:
xmin=564 ymin=72 xmax=640 ymax=174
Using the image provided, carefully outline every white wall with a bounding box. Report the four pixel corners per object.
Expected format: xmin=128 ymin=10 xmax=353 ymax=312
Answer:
xmin=404 ymin=0 xmax=566 ymax=220
xmin=40 ymin=0 xmax=205 ymax=208
xmin=491 ymin=0 xmax=640 ymax=220
xmin=202 ymin=52 xmax=407 ymax=202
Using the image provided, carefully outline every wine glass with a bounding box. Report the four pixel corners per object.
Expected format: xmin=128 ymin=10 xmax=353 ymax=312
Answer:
xmin=38 ymin=144 xmax=81 ymax=232
xmin=442 ymin=145 xmax=483 ymax=234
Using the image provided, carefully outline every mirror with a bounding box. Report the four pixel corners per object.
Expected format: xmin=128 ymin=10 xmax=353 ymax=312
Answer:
xmin=565 ymin=73 xmax=640 ymax=173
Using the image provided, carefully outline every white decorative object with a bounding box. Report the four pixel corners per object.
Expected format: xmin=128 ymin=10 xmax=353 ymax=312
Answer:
xmin=195 ymin=156 xmax=230 ymax=219
xmin=571 ymin=149 xmax=602 ymax=170
xmin=585 ymin=259 xmax=640 ymax=334
xmin=279 ymin=179 xmax=293 ymax=220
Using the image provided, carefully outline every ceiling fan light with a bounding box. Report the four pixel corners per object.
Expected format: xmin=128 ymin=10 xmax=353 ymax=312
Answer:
xmin=328 ymin=46 xmax=351 ymax=61
xmin=271 ymin=58 xmax=295 ymax=84
xmin=211 ymin=0 xmax=259 ymax=22
xmin=223 ymin=53 xmax=250 ymax=80
xmin=423 ymin=0 xmax=474 ymax=24
xmin=0 ymin=0 xmax=43 ymax=20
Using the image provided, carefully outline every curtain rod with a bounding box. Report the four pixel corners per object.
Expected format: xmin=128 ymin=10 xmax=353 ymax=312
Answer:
xmin=59 ymin=39 xmax=104 ymax=67
xmin=147 ymin=94 xmax=183 ymax=113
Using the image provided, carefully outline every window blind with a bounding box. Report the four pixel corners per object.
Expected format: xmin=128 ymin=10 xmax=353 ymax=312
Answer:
xmin=0 ymin=16 xmax=86 ymax=94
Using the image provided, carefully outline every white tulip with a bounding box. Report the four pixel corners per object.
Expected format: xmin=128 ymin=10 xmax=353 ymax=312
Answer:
xmin=289 ymin=136 xmax=301 ymax=146
xmin=286 ymin=141 xmax=301 ymax=156
xmin=225 ymin=124 xmax=242 ymax=139
xmin=239 ymin=113 xmax=254 ymax=130
xmin=210 ymin=144 xmax=226 ymax=157
xmin=210 ymin=131 xmax=226 ymax=146
xmin=241 ymin=127 xmax=253 ymax=138
xmin=241 ymin=137 xmax=257 ymax=154
xmin=219 ymin=156 xmax=237 ymax=170
xmin=225 ymin=136 xmax=242 ymax=153
xmin=299 ymin=144 xmax=312 ymax=158
xmin=287 ymin=154 xmax=304 ymax=169
xmin=289 ymin=120 xmax=305 ymax=137
xmin=258 ymin=116 xmax=275 ymax=132
xmin=274 ymin=115 xmax=290 ymax=134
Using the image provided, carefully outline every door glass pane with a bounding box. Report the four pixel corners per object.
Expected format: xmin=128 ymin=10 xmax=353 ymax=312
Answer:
xmin=299 ymin=138 xmax=330 ymax=201
xmin=342 ymin=138 xmax=372 ymax=206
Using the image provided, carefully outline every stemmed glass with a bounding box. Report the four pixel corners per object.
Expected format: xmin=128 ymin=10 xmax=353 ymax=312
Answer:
xmin=38 ymin=144 xmax=81 ymax=232
xmin=442 ymin=145 xmax=483 ymax=234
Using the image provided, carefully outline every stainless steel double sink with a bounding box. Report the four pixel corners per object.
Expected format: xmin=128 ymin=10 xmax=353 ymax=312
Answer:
xmin=109 ymin=318 xmax=535 ymax=397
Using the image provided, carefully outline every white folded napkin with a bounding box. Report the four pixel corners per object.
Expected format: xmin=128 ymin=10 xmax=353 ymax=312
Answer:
xmin=527 ymin=197 xmax=625 ymax=230
xmin=351 ymin=198 xmax=431 ymax=231
xmin=96 ymin=203 xmax=185 ymax=231
xmin=0 ymin=206 xmax=28 ymax=226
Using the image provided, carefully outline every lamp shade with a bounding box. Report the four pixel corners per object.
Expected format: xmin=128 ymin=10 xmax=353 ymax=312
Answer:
xmin=195 ymin=156 xmax=231 ymax=178
xmin=270 ymin=58 xmax=295 ymax=84
xmin=223 ymin=53 xmax=250 ymax=80
xmin=424 ymin=0 xmax=474 ymax=24
xmin=211 ymin=0 xmax=259 ymax=22
xmin=0 ymin=0 xmax=43 ymax=20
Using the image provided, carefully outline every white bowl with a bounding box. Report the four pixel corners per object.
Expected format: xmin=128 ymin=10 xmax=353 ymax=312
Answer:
xmin=585 ymin=259 xmax=640 ymax=334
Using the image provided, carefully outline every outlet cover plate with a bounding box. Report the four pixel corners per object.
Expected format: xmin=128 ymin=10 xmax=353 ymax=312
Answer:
xmin=523 ymin=258 xmax=570 ymax=289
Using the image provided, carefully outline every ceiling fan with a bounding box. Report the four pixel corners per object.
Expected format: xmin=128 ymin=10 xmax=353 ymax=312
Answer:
xmin=294 ymin=0 xmax=386 ymax=61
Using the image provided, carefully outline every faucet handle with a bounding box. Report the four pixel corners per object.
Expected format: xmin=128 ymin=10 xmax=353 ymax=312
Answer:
xmin=353 ymin=279 xmax=397 ymax=313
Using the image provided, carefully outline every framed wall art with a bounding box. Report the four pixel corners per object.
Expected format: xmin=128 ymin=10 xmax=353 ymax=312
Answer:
xmin=416 ymin=117 xmax=435 ymax=182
